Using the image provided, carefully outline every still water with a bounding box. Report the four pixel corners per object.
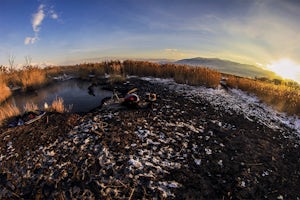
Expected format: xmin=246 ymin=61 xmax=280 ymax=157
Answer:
xmin=8 ymin=79 xmax=112 ymax=113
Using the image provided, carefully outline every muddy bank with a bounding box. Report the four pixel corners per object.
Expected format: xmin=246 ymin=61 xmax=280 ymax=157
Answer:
xmin=0 ymin=77 xmax=299 ymax=199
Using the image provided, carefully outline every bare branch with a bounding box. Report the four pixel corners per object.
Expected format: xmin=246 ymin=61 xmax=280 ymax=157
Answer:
xmin=8 ymin=53 xmax=16 ymax=71
xmin=25 ymin=55 xmax=32 ymax=67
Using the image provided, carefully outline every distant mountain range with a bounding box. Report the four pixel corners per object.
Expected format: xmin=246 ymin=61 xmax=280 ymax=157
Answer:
xmin=175 ymin=57 xmax=278 ymax=79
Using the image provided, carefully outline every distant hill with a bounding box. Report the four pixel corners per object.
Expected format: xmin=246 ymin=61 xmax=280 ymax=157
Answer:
xmin=175 ymin=57 xmax=278 ymax=79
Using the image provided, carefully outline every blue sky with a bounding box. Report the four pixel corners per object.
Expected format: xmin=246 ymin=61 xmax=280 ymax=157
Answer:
xmin=1 ymin=0 xmax=300 ymax=81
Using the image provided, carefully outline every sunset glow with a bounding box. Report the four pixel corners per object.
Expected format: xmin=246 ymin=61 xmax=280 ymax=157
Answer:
xmin=266 ymin=59 xmax=300 ymax=83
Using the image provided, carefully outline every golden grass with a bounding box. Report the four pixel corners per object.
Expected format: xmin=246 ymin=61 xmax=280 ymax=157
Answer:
xmin=23 ymin=102 xmax=39 ymax=112
xmin=122 ymin=60 xmax=221 ymax=87
xmin=0 ymin=103 xmax=20 ymax=126
xmin=42 ymin=63 xmax=107 ymax=81
xmin=19 ymin=67 xmax=47 ymax=90
xmin=122 ymin=60 xmax=300 ymax=115
xmin=0 ymin=60 xmax=299 ymax=117
xmin=49 ymin=97 xmax=71 ymax=113
xmin=227 ymin=75 xmax=300 ymax=115
xmin=0 ymin=66 xmax=49 ymax=105
xmin=0 ymin=76 xmax=11 ymax=103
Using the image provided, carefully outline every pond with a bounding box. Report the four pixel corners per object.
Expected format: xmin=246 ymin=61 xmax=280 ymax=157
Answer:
xmin=7 ymin=79 xmax=112 ymax=113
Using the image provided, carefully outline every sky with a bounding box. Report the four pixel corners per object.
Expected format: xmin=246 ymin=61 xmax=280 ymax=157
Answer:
xmin=1 ymin=0 xmax=300 ymax=82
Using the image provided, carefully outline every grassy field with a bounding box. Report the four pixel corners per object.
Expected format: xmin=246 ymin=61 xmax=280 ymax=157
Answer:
xmin=0 ymin=60 xmax=299 ymax=125
xmin=226 ymin=75 xmax=300 ymax=116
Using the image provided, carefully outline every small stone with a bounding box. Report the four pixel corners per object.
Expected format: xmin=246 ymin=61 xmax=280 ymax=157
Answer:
xmin=277 ymin=195 xmax=284 ymax=200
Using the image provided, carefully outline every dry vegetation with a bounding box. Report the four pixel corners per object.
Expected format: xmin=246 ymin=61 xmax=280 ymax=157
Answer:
xmin=0 ymin=75 xmax=11 ymax=103
xmin=226 ymin=75 xmax=300 ymax=115
xmin=0 ymin=60 xmax=299 ymax=126
xmin=0 ymin=98 xmax=70 ymax=126
xmin=0 ymin=102 xmax=20 ymax=126
xmin=123 ymin=60 xmax=299 ymax=115
xmin=49 ymin=97 xmax=69 ymax=113
xmin=23 ymin=102 xmax=39 ymax=112
xmin=0 ymin=66 xmax=47 ymax=95
xmin=123 ymin=60 xmax=221 ymax=87
xmin=20 ymin=66 xmax=47 ymax=90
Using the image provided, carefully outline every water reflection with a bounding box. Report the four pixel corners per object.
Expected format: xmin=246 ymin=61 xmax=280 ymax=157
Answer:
xmin=7 ymin=79 xmax=112 ymax=113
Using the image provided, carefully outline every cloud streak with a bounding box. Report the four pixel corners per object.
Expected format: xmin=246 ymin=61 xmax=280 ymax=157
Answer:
xmin=32 ymin=4 xmax=45 ymax=32
xmin=24 ymin=4 xmax=59 ymax=45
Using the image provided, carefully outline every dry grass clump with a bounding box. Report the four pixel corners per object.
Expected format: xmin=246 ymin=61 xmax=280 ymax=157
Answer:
xmin=227 ymin=75 xmax=300 ymax=115
xmin=23 ymin=102 xmax=39 ymax=112
xmin=69 ymin=63 xmax=106 ymax=79
xmin=108 ymin=74 xmax=126 ymax=85
xmin=0 ymin=103 xmax=20 ymax=126
xmin=19 ymin=67 xmax=47 ymax=90
xmin=173 ymin=65 xmax=221 ymax=87
xmin=0 ymin=76 xmax=12 ymax=103
xmin=48 ymin=97 xmax=71 ymax=113
xmin=2 ymin=66 xmax=48 ymax=93
xmin=50 ymin=97 xmax=65 ymax=113
xmin=122 ymin=60 xmax=221 ymax=87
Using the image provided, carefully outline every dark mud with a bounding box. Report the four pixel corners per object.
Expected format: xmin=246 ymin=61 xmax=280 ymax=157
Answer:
xmin=0 ymin=78 xmax=299 ymax=199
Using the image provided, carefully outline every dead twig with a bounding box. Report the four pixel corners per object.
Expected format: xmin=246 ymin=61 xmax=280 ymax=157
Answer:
xmin=0 ymin=129 xmax=13 ymax=135
xmin=99 ymin=121 xmax=108 ymax=132
xmin=245 ymin=163 xmax=264 ymax=166
xmin=91 ymin=130 xmax=103 ymax=137
xmin=129 ymin=187 xmax=135 ymax=200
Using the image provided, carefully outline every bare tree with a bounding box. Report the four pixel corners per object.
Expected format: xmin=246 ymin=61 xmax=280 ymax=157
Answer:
xmin=24 ymin=55 xmax=32 ymax=68
xmin=8 ymin=53 xmax=15 ymax=71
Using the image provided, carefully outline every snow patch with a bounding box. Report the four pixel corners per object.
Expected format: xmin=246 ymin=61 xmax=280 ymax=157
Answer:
xmin=142 ymin=77 xmax=300 ymax=137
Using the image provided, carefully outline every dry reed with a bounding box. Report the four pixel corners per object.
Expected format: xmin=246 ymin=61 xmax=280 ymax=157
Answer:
xmin=50 ymin=97 xmax=70 ymax=113
xmin=108 ymin=74 xmax=126 ymax=85
xmin=0 ymin=103 xmax=20 ymax=126
xmin=20 ymin=67 xmax=47 ymax=90
xmin=122 ymin=60 xmax=221 ymax=87
xmin=23 ymin=102 xmax=39 ymax=112
xmin=0 ymin=76 xmax=11 ymax=103
xmin=227 ymin=75 xmax=300 ymax=115
xmin=0 ymin=60 xmax=299 ymax=117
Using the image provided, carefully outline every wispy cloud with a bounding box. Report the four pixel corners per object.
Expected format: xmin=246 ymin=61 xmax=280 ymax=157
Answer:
xmin=49 ymin=7 xmax=59 ymax=19
xmin=24 ymin=3 xmax=59 ymax=45
xmin=32 ymin=4 xmax=45 ymax=32
xmin=24 ymin=37 xmax=37 ymax=45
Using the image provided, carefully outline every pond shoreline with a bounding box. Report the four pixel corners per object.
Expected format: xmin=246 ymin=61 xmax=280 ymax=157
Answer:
xmin=2 ymin=76 xmax=114 ymax=115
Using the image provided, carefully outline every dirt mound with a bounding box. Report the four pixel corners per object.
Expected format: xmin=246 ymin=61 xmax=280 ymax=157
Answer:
xmin=0 ymin=78 xmax=299 ymax=199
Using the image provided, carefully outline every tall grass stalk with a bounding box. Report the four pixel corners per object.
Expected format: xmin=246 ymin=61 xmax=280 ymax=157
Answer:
xmin=0 ymin=77 xmax=11 ymax=103
xmin=227 ymin=75 xmax=300 ymax=115
xmin=23 ymin=102 xmax=39 ymax=112
xmin=50 ymin=97 xmax=70 ymax=113
xmin=0 ymin=103 xmax=20 ymax=126
xmin=20 ymin=67 xmax=47 ymax=90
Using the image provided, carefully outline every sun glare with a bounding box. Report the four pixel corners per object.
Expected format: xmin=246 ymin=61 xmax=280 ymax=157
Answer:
xmin=266 ymin=58 xmax=300 ymax=83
